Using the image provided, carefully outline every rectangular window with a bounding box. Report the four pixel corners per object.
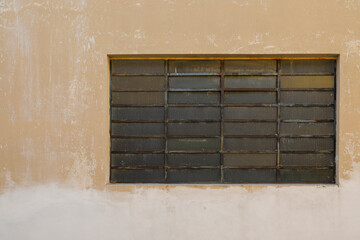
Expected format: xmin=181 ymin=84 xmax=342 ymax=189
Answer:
xmin=110 ymin=57 xmax=336 ymax=184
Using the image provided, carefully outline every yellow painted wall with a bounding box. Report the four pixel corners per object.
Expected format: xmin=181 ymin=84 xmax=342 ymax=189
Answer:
xmin=1 ymin=0 xmax=360 ymax=239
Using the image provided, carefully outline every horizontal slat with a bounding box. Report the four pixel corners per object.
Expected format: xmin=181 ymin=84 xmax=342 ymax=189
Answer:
xmin=280 ymin=76 xmax=334 ymax=89
xmin=111 ymin=154 xmax=164 ymax=167
xmin=280 ymin=59 xmax=335 ymax=74
xmin=280 ymin=138 xmax=334 ymax=152
xmin=168 ymin=107 xmax=221 ymax=120
xmin=280 ymin=154 xmax=334 ymax=167
xmin=168 ymin=123 xmax=220 ymax=136
xmin=224 ymin=122 xmax=277 ymax=135
xmin=169 ymin=60 xmax=220 ymax=73
xmin=224 ymin=60 xmax=277 ymax=74
xmin=169 ymin=89 xmax=220 ymax=92
xmin=167 ymin=104 xmax=277 ymax=107
xmin=169 ymin=73 xmax=219 ymax=76
xmin=169 ymin=76 xmax=220 ymax=89
xmin=111 ymin=169 xmax=164 ymax=183
xmin=281 ymin=107 xmax=334 ymax=120
xmin=280 ymin=122 xmax=334 ymax=136
xmin=225 ymin=76 xmax=276 ymax=88
xmin=169 ymin=92 xmax=220 ymax=104
xmin=111 ymin=76 xmax=165 ymax=91
xmin=168 ymin=120 xmax=220 ymax=123
xmin=111 ymin=139 xmax=164 ymax=152
xmin=168 ymin=138 xmax=221 ymax=151
xmin=279 ymin=169 xmax=334 ymax=183
xmin=279 ymin=88 xmax=334 ymax=91
xmin=224 ymin=88 xmax=276 ymax=92
xmin=112 ymin=92 xmax=164 ymax=105
xmin=111 ymin=136 xmax=164 ymax=139
xmin=111 ymin=123 xmax=164 ymax=136
xmin=223 ymin=169 xmax=277 ymax=183
xmin=281 ymin=120 xmax=334 ymax=123
xmin=224 ymin=154 xmax=276 ymax=167
xmin=168 ymin=151 xmax=219 ymax=154
xmin=224 ymin=107 xmax=277 ymax=120
xmin=280 ymin=91 xmax=334 ymax=105
xmin=111 ymin=60 xmax=165 ymax=74
xmin=167 ymin=104 xmax=220 ymax=107
xmin=168 ymin=154 xmax=220 ymax=167
xmin=224 ymin=138 xmax=277 ymax=151
xmin=224 ymin=92 xmax=276 ymax=104
xmin=111 ymin=107 xmax=164 ymax=121
xmin=223 ymin=151 xmax=277 ymax=154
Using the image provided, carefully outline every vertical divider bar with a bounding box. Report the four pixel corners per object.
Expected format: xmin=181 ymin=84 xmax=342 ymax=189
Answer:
xmin=220 ymin=60 xmax=225 ymax=183
xmin=333 ymin=60 xmax=337 ymax=183
xmin=164 ymin=60 xmax=169 ymax=183
xmin=109 ymin=60 xmax=113 ymax=183
xmin=276 ymin=60 xmax=281 ymax=183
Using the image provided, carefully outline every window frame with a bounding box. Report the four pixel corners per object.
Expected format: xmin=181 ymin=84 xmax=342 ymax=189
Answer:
xmin=107 ymin=55 xmax=339 ymax=185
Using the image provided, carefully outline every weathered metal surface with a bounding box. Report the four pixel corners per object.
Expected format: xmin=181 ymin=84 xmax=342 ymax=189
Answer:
xmin=111 ymin=123 xmax=164 ymax=136
xmin=224 ymin=122 xmax=277 ymax=135
xmin=224 ymin=107 xmax=277 ymax=120
xmin=111 ymin=76 xmax=165 ymax=91
xmin=280 ymin=122 xmax=334 ymax=136
xmin=168 ymin=60 xmax=220 ymax=73
xmin=169 ymin=76 xmax=220 ymax=89
xmin=280 ymin=59 xmax=335 ymax=74
xmin=111 ymin=169 xmax=165 ymax=183
xmin=280 ymin=91 xmax=334 ymax=105
xmin=223 ymin=169 xmax=277 ymax=183
xmin=111 ymin=154 xmax=164 ymax=167
xmin=168 ymin=138 xmax=221 ymax=151
xmin=223 ymin=154 xmax=277 ymax=167
xmin=280 ymin=154 xmax=334 ymax=167
xmin=169 ymin=92 xmax=220 ymax=104
xmin=280 ymin=76 xmax=334 ymax=89
xmin=224 ymin=92 xmax=276 ymax=103
xmin=280 ymin=138 xmax=334 ymax=152
xmin=168 ymin=107 xmax=221 ymax=120
xmin=111 ymin=92 xmax=164 ymax=105
xmin=280 ymin=107 xmax=334 ymax=120
xmin=168 ymin=123 xmax=220 ymax=136
xmin=166 ymin=169 xmax=220 ymax=183
xmin=224 ymin=138 xmax=277 ymax=152
xmin=224 ymin=60 xmax=277 ymax=74
xmin=111 ymin=107 xmax=164 ymax=121
xmin=279 ymin=168 xmax=334 ymax=183
xmin=167 ymin=154 xmax=220 ymax=167
xmin=111 ymin=60 xmax=165 ymax=74
xmin=111 ymin=139 xmax=164 ymax=152
xmin=224 ymin=76 xmax=276 ymax=88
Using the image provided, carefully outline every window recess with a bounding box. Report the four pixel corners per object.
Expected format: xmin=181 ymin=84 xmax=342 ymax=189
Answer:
xmin=110 ymin=57 xmax=336 ymax=184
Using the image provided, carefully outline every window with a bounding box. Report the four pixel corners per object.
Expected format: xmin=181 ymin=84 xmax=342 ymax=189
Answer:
xmin=110 ymin=57 xmax=336 ymax=184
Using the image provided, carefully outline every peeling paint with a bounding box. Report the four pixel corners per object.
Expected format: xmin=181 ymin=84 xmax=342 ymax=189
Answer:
xmin=248 ymin=34 xmax=264 ymax=45
xmin=206 ymin=34 xmax=218 ymax=47
xmin=343 ymin=132 xmax=360 ymax=176
xmin=66 ymin=145 xmax=97 ymax=189
xmin=345 ymin=40 xmax=360 ymax=57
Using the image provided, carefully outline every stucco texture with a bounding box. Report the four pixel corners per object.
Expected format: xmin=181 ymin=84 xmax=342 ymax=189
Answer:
xmin=1 ymin=0 xmax=360 ymax=239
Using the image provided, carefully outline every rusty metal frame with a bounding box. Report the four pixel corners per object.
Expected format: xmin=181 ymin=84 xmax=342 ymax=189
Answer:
xmin=109 ymin=56 xmax=337 ymax=184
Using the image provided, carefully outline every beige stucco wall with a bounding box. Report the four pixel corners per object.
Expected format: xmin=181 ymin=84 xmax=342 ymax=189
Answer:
xmin=1 ymin=0 xmax=360 ymax=239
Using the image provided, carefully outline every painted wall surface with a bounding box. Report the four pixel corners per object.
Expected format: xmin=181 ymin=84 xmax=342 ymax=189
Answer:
xmin=1 ymin=0 xmax=360 ymax=239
